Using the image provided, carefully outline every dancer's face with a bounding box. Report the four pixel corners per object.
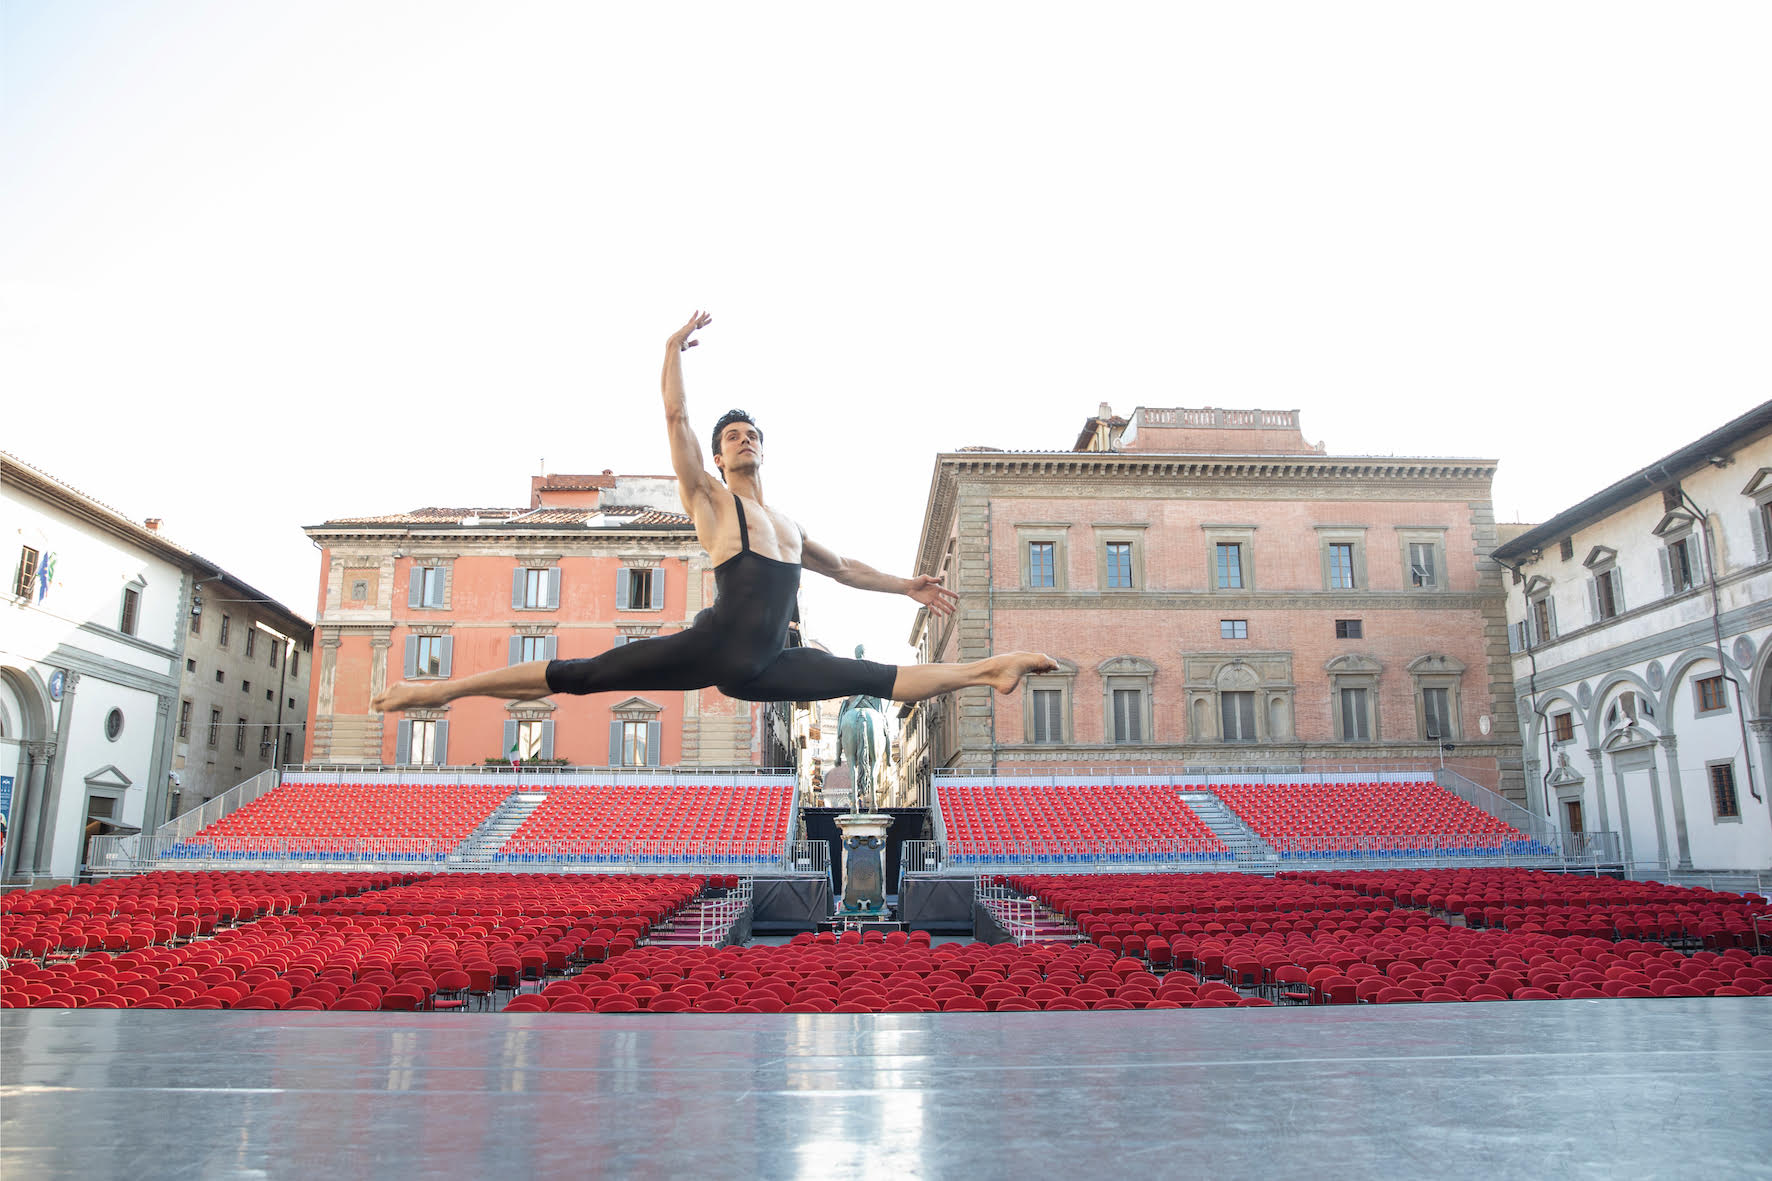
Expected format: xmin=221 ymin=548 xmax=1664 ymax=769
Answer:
xmin=717 ymin=421 xmax=762 ymax=481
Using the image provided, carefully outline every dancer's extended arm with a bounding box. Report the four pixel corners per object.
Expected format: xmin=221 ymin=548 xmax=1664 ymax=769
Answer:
xmin=802 ymin=538 xmax=960 ymax=616
xmin=663 ymin=310 xmax=716 ymax=513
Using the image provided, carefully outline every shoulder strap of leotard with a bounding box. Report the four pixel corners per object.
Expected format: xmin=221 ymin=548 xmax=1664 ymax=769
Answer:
xmin=733 ymin=493 xmax=750 ymax=554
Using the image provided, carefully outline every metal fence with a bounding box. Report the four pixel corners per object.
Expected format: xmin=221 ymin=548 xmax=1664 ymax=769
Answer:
xmin=897 ymin=832 xmax=1617 ymax=876
xmin=86 ymin=833 xmax=825 ymax=877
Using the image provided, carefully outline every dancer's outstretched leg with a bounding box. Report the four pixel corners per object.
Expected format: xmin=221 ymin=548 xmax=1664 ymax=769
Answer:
xmin=888 ymin=652 xmax=1057 ymax=703
xmin=372 ymin=662 xmax=552 ymax=712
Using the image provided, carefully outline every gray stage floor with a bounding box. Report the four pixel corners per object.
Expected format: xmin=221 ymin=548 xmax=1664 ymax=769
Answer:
xmin=4 ymin=1000 xmax=1770 ymax=1180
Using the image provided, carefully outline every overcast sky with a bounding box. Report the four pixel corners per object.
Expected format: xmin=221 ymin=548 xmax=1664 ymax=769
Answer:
xmin=4 ymin=2 xmax=1768 ymax=666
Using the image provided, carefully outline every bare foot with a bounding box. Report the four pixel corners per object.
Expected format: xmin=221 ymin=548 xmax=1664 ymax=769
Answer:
xmin=981 ymin=651 xmax=1059 ymax=695
xmin=371 ymin=682 xmax=442 ymax=713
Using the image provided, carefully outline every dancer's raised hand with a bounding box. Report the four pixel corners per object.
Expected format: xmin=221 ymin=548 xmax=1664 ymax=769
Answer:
xmin=906 ymin=574 xmax=960 ymax=617
xmin=668 ymin=310 xmax=712 ymax=352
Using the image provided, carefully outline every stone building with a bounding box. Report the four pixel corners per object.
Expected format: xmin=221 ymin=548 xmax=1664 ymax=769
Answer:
xmin=172 ymin=569 xmax=313 ymax=815
xmin=3 ymin=454 xmax=311 ymax=879
xmin=302 ymin=472 xmax=774 ymax=770
xmin=1493 ymin=400 xmax=1772 ymax=870
xmin=906 ymin=406 xmax=1523 ymax=798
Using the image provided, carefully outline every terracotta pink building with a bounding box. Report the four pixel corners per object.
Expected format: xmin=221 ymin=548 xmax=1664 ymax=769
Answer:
xmin=906 ymin=407 xmax=1524 ymax=799
xmin=302 ymin=473 xmax=789 ymax=771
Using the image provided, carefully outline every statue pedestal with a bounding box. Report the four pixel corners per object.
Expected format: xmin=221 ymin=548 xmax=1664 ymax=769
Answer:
xmin=835 ymin=812 xmax=892 ymax=916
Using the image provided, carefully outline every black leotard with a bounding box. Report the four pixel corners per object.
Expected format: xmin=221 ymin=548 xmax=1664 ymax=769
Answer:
xmin=545 ymin=494 xmax=898 ymax=703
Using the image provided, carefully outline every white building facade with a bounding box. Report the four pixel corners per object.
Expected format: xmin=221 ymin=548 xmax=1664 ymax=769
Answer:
xmin=1495 ymin=402 xmax=1772 ymax=871
xmin=3 ymin=457 xmax=190 ymax=879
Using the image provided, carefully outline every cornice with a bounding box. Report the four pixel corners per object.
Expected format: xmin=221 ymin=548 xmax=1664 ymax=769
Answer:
xmin=987 ymin=589 xmax=1496 ymax=612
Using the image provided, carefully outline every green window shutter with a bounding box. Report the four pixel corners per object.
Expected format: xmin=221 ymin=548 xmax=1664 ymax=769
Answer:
xmin=616 ymin=568 xmax=630 ymax=610
xmin=650 ymin=569 xmax=665 ymax=610
xmin=646 ymin=721 xmax=662 ymax=766
xmin=439 ymin=637 xmax=453 ymax=678
xmin=509 ymin=637 xmax=522 ymax=666
xmin=395 ymin=721 xmax=411 ymax=765
xmin=408 ymin=571 xmax=422 ymax=608
xmin=504 ymin=720 xmax=518 ymax=759
xmin=434 ymin=721 xmax=448 ymax=766
xmin=545 ymin=568 xmax=561 ymax=610
xmin=609 ymin=721 xmax=623 ymax=765
xmin=403 ymin=637 xmax=418 ymax=679
xmin=540 ymin=720 xmax=555 ymax=761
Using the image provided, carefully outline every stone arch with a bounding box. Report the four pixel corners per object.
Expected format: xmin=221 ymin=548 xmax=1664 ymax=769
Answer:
xmin=1522 ymin=687 xmax=1585 ymax=749
xmin=1660 ymin=645 xmax=1746 ymax=719
xmin=1587 ymin=669 xmax=1662 ymax=741
xmin=1754 ymin=635 xmax=1772 ymax=719
xmin=0 ymin=664 xmax=52 ymax=743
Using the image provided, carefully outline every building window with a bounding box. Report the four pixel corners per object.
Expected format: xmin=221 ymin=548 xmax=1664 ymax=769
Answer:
xmin=103 ymin=708 xmax=124 ymax=741
xmin=513 ymin=635 xmax=554 ymax=664
xmin=1030 ymin=689 xmax=1063 ymax=743
xmin=185 ymin=659 xmax=195 ymax=673
xmin=1559 ymin=538 xmax=1575 ymax=561
xmin=1709 ymin=762 xmax=1741 ymax=820
xmin=1335 ymin=619 xmax=1362 ymax=640
xmin=1421 ymin=688 xmax=1451 ymax=740
xmin=1110 ymin=686 xmax=1144 ymax=744
xmin=178 ymin=700 xmax=192 ymax=739
xmin=214 ymin=670 xmax=224 ymax=684
xmin=1695 ymin=674 xmax=1728 ymax=715
xmin=413 ymin=636 xmax=446 ymax=677
xmin=1666 ymin=536 xmax=1697 ymax=593
xmin=219 ymin=614 xmax=231 ymax=647
xmin=245 ymin=629 xmax=256 ymax=659
xmin=290 ymin=650 xmax=300 ymax=678
xmin=1552 ymin=711 xmax=1574 ymax=743
xmin=617 ymin=567 xmax=662 ymax=611
xmin=208 ymin=709 xmax=221 ymax=747
xmin=234 ymin=717 xmax=247 ymax=753
xmin=265 ymin=689 xmax=273 ymax=702
xmin=14 ymin=546 xmax=39 ymax=599
xmin=260 ymin=726 xmax=273 ymax=757
xmin=189 ymin=605 xmax=201 ymax=636
xmin=1215 ymin=543 xmax=1245 ymax=589
xmin=1105 ymin=542 xmax=1133 ymax=589
xmin=1594 ymin=568 xmax=1620 ymax=619
xmin=516 ymin=567 xmax=561 ymax=610
xmin=1339 ymin=688 xmax=1372 ymax=742
xmin=1219 ymin=691 xmax=1257 ymax=742
xmin=1016 ymin=527 xmax=1070 ymax=590
xmin=1408 ymin=542 xmax=1438 ymax=588
xmin=1327 ymin=543 xmax=1356 ymax=589
xmin=1532 ymin=596 xmax=1554 ymax=644
xmin=413 ymin=566 xmax=448 ymax=609
xmin=1220 ymin=619 xmax=1248 ymax=640
xmin=409 ymin=720 xmax=440 ymax=765
xmin=119 ymin=587 xmax=140 ymax=635
xmin=620 ymin=720 xmax=650 ymax=765
xmin=268 ymin=643 xmax=277 ymax=669
xmin=514 ymin=719 xmax=546 ymax=760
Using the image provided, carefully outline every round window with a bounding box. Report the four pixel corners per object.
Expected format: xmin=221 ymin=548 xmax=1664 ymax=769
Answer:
xmin=105 ymin=708 xmax=125 ymax=741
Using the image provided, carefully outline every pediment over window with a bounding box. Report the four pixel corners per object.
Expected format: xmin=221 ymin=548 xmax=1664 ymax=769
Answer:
xmin=1038 ymin=657 xmax=1080 ymax=677
xmin=1097 ymin=655 xmax=1155 ymax=677
xmin=1406 ymin=654 xmax=1466 ymax=676
xmin=1652 ymin=509 xmax=1697 ymax=538
xmin=1215 ymin=662 xmax=1260 ymax=690
xmin=1324 ymin=654 xmax=1382 ymax=675
xmin=1522 ymin=575 xmax=1552 ymax=598
xmin=1582 ymin=545 xmax=1618 ymax=570
xmin=1546 ymin=753 xmax=1584 ymax=790
xmin=1740 ymin=466 xmax=1772 ymax=498
xmin=609 ymin=696 xmax=663 ymax=719
xmin=505 ymin=698 xmax=557 ymax=715
xmin=84 ymin=764 xmax=133 ymax=789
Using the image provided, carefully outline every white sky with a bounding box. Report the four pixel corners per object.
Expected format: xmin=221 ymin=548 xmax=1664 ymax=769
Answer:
xmin=4 ymin=2 xmax=1768 ymax=666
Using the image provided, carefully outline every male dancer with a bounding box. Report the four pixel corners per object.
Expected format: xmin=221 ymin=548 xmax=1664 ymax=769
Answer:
xmin=371 ymin=311 xmax=1055 ymax=715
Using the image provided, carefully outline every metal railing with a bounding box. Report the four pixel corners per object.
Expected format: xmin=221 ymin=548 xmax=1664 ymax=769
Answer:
xmin=784 ymin=840 xmax=829 ymax=876
xmin=150 ymin=769 xmax=281 ymax=849
xmin=86 ymin=833 xmax=826 ymax=876
xmin=895 ymin=832 xmax=1614 ymax=876
xmin=683 ymin=877 xmax=753 ymax=945
xmin=1435 ymin=768 xmax=1560 ymax=846
xmin=280 ymin=764 xmax=796 ymax=784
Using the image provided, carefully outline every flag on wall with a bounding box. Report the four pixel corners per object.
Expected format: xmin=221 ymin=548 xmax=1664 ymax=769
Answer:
xmin=37 ymin=552 xmax=55 ymax=602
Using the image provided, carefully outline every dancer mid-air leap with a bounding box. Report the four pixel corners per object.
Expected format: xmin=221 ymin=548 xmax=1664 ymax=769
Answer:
xmin=372 ymin=311 xmax=1056 ymax=715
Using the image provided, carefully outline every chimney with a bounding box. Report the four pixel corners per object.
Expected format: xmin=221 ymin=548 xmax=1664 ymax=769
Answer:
xmin=144 ymin=518 xmax=162 ymax=533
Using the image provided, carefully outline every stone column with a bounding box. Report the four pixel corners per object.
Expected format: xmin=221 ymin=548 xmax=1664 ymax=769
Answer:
xmin=1750 ymin=719 xmax=1772 ymax=838
xmin=1657 ymin=734 xmax=1694 ymax=869
xmin=369 ymin=635 xmax=392 ymax=701
xmin=7 ymin=742 xmax=53 ymax=878
xmin=36 ymin=672 xmax=79 ymax=875
xmin=317 ymin=632 xmax=341 ymax=715
xmin=1587 ymin=748 xmax=1609 ymax=833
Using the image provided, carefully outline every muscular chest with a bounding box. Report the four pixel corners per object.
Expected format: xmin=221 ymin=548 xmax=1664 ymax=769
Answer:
xmin=711 ymin=495 xmax=801 ymax=564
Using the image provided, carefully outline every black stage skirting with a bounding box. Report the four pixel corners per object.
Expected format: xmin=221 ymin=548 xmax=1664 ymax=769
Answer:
xmin=799 ymin=808 xmax=929 ymax=893
xmin=899 ymin=873 xmax=974 ymax=933
xmin=749 ymin=875 xmax=832 ymax=933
